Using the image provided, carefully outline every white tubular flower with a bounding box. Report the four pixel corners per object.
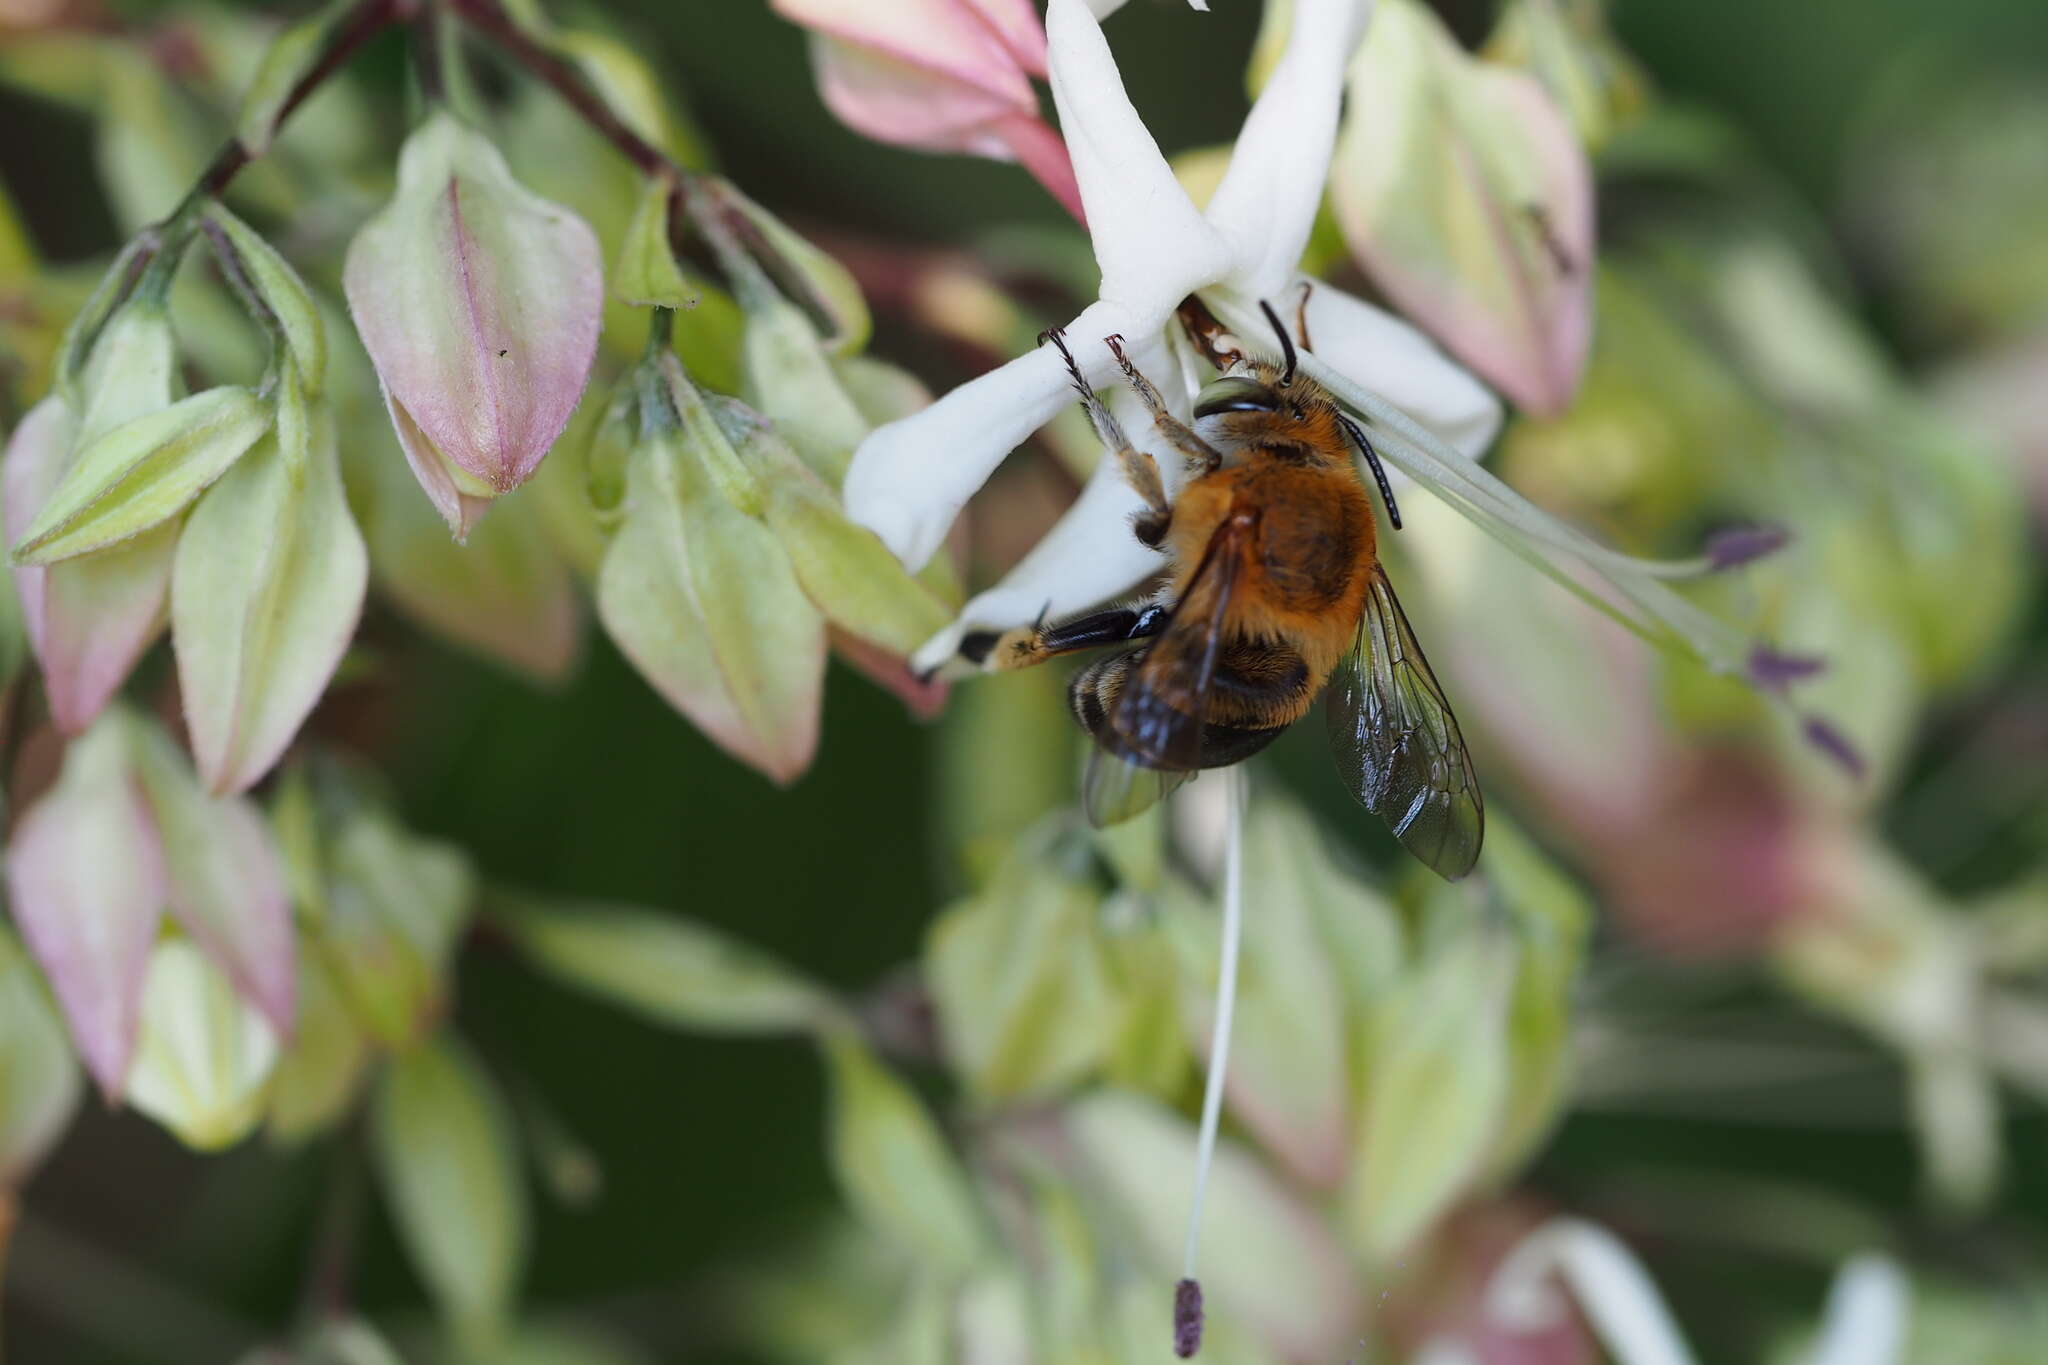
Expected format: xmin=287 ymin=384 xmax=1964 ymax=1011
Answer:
xmin=1482 ymin=1218 xmax=1909 ymax=1365
xmin=844 ymin=0 xmax=1504 ymax=671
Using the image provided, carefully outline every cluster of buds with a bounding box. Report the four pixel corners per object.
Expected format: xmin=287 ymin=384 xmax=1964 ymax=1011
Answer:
xmin=4 ymin=203 xmax=358 ymax=800
xmin=0 ymin=714 xmax=474 ymax=1159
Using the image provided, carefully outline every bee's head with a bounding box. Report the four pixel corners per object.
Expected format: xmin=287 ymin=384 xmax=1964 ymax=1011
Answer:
xmin=1191 ymin=297 xmax=1311 ymax=443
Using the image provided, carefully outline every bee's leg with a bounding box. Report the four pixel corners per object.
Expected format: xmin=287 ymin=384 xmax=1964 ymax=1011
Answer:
xmin=1104 ymin=333 xmax=1225 ymax=475
xmin=960 ymin=603 xmax=1170 ymax=673
xmin=1041 ymin=328 xmax=1173 ymax=546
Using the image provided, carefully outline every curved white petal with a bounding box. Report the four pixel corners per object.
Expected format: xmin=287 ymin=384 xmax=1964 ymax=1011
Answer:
xmin=1206 ymin=0 xmax=1373 ymax=300
xmin=844 ymin=300 xmax=1142 ymax=569
xmin=910 ymin=379 xmax=1175 ymax=673
xmin=1804 ymin=1257 xmax=1907 ymax=1365
xmin=1047 ymin=0 xmax=1231 ymax=322
xmin=1486 ymin=1220 xmax=1697 ymax=1365
xmin=1282 ymin=279 xmax=1503 ymax=457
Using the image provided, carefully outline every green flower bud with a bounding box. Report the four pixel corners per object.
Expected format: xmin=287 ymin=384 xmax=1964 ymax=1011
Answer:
xmin=125 ymin=939 xmax=281 ymax=1152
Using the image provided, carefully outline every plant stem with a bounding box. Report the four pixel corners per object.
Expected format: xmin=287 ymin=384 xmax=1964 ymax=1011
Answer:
xmin=187 ymin=0 xmax=413 ymax=209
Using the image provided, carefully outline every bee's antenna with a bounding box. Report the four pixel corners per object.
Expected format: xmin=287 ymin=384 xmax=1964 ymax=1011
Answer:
xmin=1295 ymin=280 xmax=1315 ymax=352
xmin=1258 ymin=299 xmax=1297 ymax=387
xmin=1339 ymin=413 xmax=1402 ymax=531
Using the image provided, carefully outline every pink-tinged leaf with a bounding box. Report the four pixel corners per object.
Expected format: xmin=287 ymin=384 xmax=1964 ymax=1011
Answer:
xmin=597 ymin=426 xmax=825 ymax=785
xmin=1332 ymin=0 xmax=1594 ymax=415
xmin=4 ymin=397 xmax=175 ymax=734
xmin=344 ymin=111 xmax=602 ymax=498
xmin=4 ymin=714 xmax=166 ymax=1098
xmin=831 ymin=629 xmax=949 ymax=720
xmin=173 ymin=383 xmax=368 ymax=795
xmin=128 ymin=719 xmax=296 ymax=1037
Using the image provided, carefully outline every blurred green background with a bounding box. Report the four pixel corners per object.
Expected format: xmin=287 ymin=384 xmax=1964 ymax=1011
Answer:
xmin=2 ymin=1 xmax=2046 ymax=1362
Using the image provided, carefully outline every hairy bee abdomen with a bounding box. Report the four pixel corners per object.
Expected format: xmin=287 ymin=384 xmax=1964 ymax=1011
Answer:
xmin=1070 ymin=644 xmax=1296 ymax=772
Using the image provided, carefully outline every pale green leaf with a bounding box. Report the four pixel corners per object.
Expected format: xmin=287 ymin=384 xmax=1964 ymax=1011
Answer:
xmin=15 ymin=386 xmax=271 ymax=565
xmin=314 ymin=811 xmax=474 ymax=1049
xmin=613 ymin=175 xmax=695 ymax=310
xmin=204 ymin=203 xmax=329 ymax=393
xmin=501 ymin=897 xmax=834 ymax=1034
xmin=740 ymin=421 xmax=953 ymax=655
xmin=265 ymin=946 xmax=372 ymax=1145
xmin=925 ymin=855 xmax=1113 ymax=1101
xmin=233 ymin=0 xmax=354 ymax=157
xmin=717 ymin=178 xmax=869 ymax=355
xmin=373 ymin=1036 xmax=528 ymax=1338
xmin=740 ymin=295 xmax=871 ymax=484
xmin=1344 ymin=925 xmax=1514 ymax=1261
xmin=822 ymin=1030 xmax=987 ymax=1274
xmin=0 ymin=927 xmax=84 ymax=1183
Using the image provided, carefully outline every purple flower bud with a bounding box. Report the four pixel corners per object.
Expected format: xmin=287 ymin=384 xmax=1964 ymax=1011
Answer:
xmin=1704 ymin=522 xmax=1792 ymax=571
xmin=344 ymin=111 xmax=603 ymax=536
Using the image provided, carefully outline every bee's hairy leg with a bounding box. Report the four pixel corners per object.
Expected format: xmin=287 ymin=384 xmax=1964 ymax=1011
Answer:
xmin=1104 ymin=333 xmax=1225 ymax=475
xmin=959 ymin=604 xmax=1170 ymax=673
xmin=1042 ymin=328 xmax=1172 ymax=545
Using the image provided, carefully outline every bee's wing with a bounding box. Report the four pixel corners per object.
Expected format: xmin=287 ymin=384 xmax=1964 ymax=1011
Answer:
xmin=1324 ymin=563 xmax=1484 ymax=880
xmin=1105 ymin=510 xmax=1255 ymax=771
xmin=1082 ymin=746 xmax=1193 ymax=826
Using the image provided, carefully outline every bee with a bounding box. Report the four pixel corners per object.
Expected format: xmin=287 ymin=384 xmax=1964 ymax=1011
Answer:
xmin=961 ymin=303 xmax=1483 ymax=881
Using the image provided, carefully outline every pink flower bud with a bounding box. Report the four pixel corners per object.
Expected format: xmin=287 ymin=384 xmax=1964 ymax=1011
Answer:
xmin=773 ymin=0 xmax=1082 ymax=218
xmin=344 ymin=111 xmax=603 ymax=536
xmin=4 ymin=714 xmax=167 ymax=1098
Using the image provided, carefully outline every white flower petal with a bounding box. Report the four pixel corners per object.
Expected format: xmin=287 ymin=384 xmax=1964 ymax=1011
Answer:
xmin=910 ymin=380 xmax=1175 ymax=673
xmin=845 ymin=298 xmax=1142 ymax=570
xmin=1047 ymin=0 xmax=1231 ymax=323
xmin=1804 ymin=1256 xmax=1908 ymax=1365
xmin=1280 ymin=278 xmax=1503 ymax=457
xmin=1486 ymin=1219 xmax=1698 ymax=1365
xmin=844 ymin=343 xmax=1070 ymax=570
xmin=1205 ymin=0 xmax=1373 ymax=299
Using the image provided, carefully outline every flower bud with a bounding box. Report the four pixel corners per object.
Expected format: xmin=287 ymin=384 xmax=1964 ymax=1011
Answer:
xmin=596 ymin=360 xmax=826 ymax=784
xmin=172 ymin=370 xmax=368 ymax=795
xmin=3 ymin=710 xmax=166 ymax=1097
xmin=125 ymin=938 xmax=280 ymax=1151
xmin=3 ymin=396 xmax=176 ymax=732
xmin=0 ymin=926 xmax=85 ymax=1184
xmin=771 ymin=0 xmax=1081 ymax=217
xmin=344 ymin=111 xmax=603 ymax=537
xmin=1484 ymin=0 xmax=1653 ymax=151
xmin=126 ymin=712 xmax=298 ymax=1036
xmin=1331 ymin=0 xmax=1593 ymax=414
xmin=6 ymin=292 xmax=199 ymax=731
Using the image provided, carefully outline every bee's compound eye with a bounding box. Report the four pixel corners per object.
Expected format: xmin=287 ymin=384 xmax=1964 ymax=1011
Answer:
xmin=1193 ymin=376 xmax=1277 ymax=419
